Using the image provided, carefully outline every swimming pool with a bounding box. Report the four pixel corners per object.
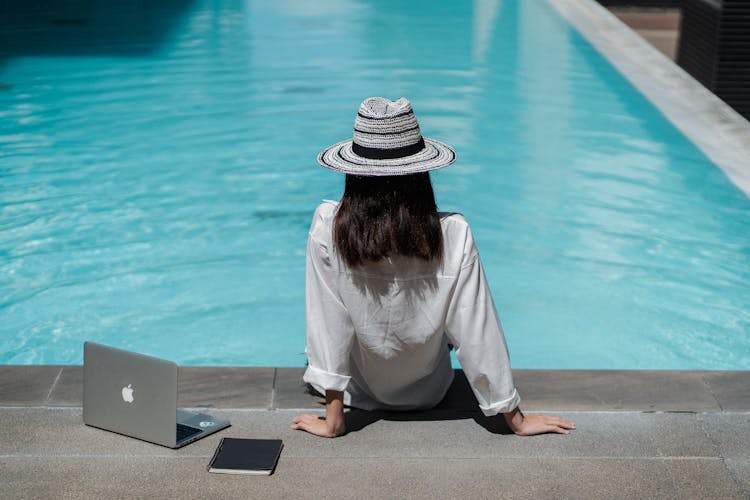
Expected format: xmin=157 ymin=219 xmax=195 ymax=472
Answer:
xmin=1 ymin=0 xmax=749 ymax=369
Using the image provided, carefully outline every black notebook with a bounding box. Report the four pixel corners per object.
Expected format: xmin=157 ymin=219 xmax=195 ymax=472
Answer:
xmin=207 ymin=437 xmax=283 ymax=475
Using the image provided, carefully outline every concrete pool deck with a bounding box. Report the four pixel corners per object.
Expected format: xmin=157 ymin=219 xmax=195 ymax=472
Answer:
xmin=1 ymin=367 xmax=749 ymax=498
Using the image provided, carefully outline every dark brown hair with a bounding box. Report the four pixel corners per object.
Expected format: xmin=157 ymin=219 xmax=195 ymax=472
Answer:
xmin=333 ymin=172 xmax=443 ymax=267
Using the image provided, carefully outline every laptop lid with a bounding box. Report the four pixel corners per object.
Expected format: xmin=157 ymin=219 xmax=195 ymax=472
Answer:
xmin=83 ymin=341 xmax=179 ymax=448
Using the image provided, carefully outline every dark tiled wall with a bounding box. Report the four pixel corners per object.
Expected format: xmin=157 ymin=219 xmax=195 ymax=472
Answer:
xmin=712 ymin=1 xmax=750 ymax=119
xmin=678 ymin=0 xmax=750 ymax=120
xmin=598 ymin=0 xmax=682 ymax=6
xmin=602 ymin=0 xmax=750 ymax=120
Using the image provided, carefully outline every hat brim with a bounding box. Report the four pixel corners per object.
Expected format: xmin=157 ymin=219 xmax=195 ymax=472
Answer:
xmin=317 ymin=137 xmax=456 ymax=176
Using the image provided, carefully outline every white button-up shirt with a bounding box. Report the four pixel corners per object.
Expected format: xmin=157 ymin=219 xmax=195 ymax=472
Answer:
xmin=303 ymin=201 xmax=520 ymax=416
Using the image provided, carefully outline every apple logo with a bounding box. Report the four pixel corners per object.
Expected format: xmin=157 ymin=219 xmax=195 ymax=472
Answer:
xmin=121 ymin=384 xmax=135 ymax=403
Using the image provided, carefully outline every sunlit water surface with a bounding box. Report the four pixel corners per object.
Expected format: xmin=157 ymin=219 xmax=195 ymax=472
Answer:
xmin=1 ymin=0 xmax=749 ymax=368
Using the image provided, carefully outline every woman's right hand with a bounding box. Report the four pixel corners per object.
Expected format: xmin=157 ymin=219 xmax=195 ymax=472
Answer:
xmin=503 ymin=407 xmax=576 ymax=436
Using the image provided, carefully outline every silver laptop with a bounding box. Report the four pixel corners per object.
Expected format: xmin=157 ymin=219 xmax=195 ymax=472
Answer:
xmin=83 ymin=341 xmax=230 ymax=448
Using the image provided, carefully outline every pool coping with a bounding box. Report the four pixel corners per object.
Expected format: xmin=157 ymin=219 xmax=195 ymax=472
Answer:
xmin=547 ymin=0 xmax=750 ymax=197
xmin=2 ymin=365 xmax=749 ymax=412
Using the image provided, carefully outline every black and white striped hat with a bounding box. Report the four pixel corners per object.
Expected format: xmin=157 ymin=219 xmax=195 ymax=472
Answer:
xmin=317 ymin=97 xmax=456 ymax=176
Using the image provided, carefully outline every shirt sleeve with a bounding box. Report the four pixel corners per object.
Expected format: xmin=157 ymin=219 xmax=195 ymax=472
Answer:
xmin=302 ymin=212 xmax=355 ymax=392
xmin=444 ymin=228 xmax=521 ymax=416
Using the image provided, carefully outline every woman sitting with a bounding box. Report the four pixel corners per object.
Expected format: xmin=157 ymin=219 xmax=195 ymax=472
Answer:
xmin=292 ymin=97 xmax=575 ymax=438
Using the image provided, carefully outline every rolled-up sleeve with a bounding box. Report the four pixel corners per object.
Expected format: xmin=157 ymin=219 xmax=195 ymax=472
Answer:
xmin=302 ymin=212 xmax=355 ymax=392
xmin=444 ymin=229 xmax=521 ymax=416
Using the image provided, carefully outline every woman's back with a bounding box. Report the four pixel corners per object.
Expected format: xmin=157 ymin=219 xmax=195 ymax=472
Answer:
xmin=306 ymin=200 xmax=519 ymax=413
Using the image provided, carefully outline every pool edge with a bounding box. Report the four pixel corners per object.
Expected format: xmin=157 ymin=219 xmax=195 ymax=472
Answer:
xmin=2 ymin=365 xmax=749 ymax=412
xmin=546 ymin=0 xmax=750 ymax=198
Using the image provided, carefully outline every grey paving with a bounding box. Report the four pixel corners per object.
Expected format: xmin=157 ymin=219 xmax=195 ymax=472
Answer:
xmin=0 ymin=408 xmax=747 ymax=499
xmin=514 ymin=370 xmax=721 ymax=411
xmin=0 ymin=365 xmax=61 ymax=405
xmin=696 ymin=413 xmax=750 ymax=461
xmin=272 ymin=367 xmax=320 ymax=409
xmin=10 ymin=365 xmax=748 ymax=412
xmin=0 ymin=408 xmax=721 ymax=460
xmin=1 ymin=456 xmax=745 ymax=500
xmin=704 ymin=371 xmax=750 ymax=411
xmin=694 ymin=413 xmax=750 ymax=498
xmin=47 ymin=366 xmax=82 ymax=406
xmin=1 ymin=367 xmax=749 ymax=498
xmin=725 ymin=460 xmax=750 ymax=497
xmin=177 ymin=367 xmax=274 ymax=409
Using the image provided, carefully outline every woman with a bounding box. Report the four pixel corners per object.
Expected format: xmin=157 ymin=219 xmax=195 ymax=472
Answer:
xmin=292 ymin=97 xmax=575 ymax=438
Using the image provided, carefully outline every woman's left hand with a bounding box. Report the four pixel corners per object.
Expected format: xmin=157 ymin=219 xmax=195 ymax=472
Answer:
xmin=291 ymin=413 xmax=345 ymax=438
xmin=291 ymin=390 xmax=346 ymax=438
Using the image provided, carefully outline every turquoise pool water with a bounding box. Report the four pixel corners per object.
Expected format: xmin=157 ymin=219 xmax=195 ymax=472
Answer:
xmin=1 ymin=0 xmax=749 ymax=369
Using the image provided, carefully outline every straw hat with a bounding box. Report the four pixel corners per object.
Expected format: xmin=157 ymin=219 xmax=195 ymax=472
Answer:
xmin=317 ymin=97 xmax=456 ymax=176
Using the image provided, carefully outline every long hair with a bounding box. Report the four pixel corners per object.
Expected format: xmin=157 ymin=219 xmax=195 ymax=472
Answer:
xmin=333 ymin=172 xmax=443 ymax=267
